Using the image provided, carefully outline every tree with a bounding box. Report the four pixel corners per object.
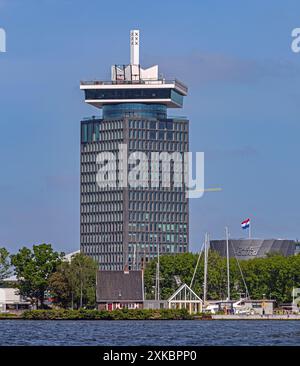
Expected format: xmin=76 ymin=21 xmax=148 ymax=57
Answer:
xmin=70 ymin=253 xmax=98 ymax=308
xmin=48 ymin=262 xmax=72 ymax=308
xmin=11 ymin=244 xmax=63 ymax=308
xmin=49 ymin=253 xmax=98 ymax=309
xmin=0 ymin=247 xmax=11 ymax=284
xmin=144 ymin=251 xmax=300 ymax=303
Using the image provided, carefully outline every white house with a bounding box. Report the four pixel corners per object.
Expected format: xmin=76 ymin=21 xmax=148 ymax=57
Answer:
xmin=0 ymin=288 xmax=31 ymax=313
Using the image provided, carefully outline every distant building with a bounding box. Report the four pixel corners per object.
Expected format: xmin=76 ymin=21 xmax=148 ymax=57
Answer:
xmin=2 ymin=275 xmax=18 ymax=284
xmin=96 ymin=270 xmax=203 ymax=313
xmin=0 ymin=288 xmax=31 ymax=313
xmin=63 ymin=250 xmax=80 ymax=262
xmin=210 ymin=239 xmax=296 ymax=260
xmin=242 ymin=299 xmax=275 ymax=315
xmin=205 ymin=299 xmax=275 ymax=315
xmin=96 ymin=269 xmax=144 ymax=310
xmin=143 ymin=300 xmax=168 ymax=310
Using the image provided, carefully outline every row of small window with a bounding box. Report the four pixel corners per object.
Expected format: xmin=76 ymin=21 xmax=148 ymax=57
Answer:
xmin=81 ymin=161 xmax=121 ymax=174
xmin=81 ymin=192 xmax=123 ymax=202
xmin=81 ymin=213 xmax=122 ymax=223
xmin=81 ymin=191 xmax=186 ymax=204
xmin=81 ymin=120 xmax=188 ymax=144
xmin=82 ymin=119 xmax=123 ymax=132
xmin=81 ymin=203 xmax=123 ymax=214
xmin=81 ymin=141 xmax=123 ymax=152
xmin=81 ymin=196 xmax=123 ymax=209
xmin=128 ymin=140 xmax=188 ymax=152
xmin=101 ymin=264 xmax=123 ymax=270
xmin=128 ymin=243 xmax=187 ymax=253
xmin=129 ymin=201 xmax=187 ymax=212
xmin=128 ymin=232 xmax=187 ymax=243
xmin=81 ymin=183 xmax=124 ymax=194
xmin=128 ymin=222 xmax=187 ymax=232
xmin=81 ymin=172 xmax=187 ymax=186
xmin=129 ymin=129 xmax=188 ymax=142
xmin=100 ymin=120 xmax=123 ymax=130
xmin=81 ymin=149 xmax=188 ymax=167
xmin=81 ymin=245 xmax=188 ymax=264
xmin=128 ymin=211 xmax=188 ymax=223
xmin=82 ymin=142 xmax=188 ymax=156
xmin=81 ymin=243 xmax=123 ymax=254
xmin=81 ymin=173 xmax=121 ymax=185
xmin=81 ymin=182 xmax=187 ymax=195
xmin=81 ymin=163 xmax=187 ymax=176
xmin=128 ymin=120 xmax=188 ymax=131
xmin=81 ymin=233 xmax=123 ymax=244
xmin=129 ymin=191 xmax=186 ymax=202
xmin=81 ymin=252 xmax=123 ymax=267
xmin=81 ymin=223 xmax=123 ymax=233
xmin=90 ymin=130 xmax=123 ymax=142
xmin=81 ymin=174 xmax=99 ymax=184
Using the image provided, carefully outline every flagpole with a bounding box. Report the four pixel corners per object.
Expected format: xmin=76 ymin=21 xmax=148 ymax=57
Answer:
xmin=249 ymin=220 xmax=251 ymax=239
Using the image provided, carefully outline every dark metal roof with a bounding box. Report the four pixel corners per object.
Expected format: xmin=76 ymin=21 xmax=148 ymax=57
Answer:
xmin=96 ymin=270 xmax=144 ymax=302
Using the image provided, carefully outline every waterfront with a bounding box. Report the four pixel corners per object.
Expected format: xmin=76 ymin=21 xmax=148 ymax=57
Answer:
xmin=0 ymin=320 xmax=299 ymax=346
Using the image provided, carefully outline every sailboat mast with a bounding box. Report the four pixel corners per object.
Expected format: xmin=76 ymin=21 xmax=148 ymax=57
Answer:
xmin=133 ymin=244 xmax=136 ymax=270
xmin=155 ymin=243 xmax=160 ymax=301
xmin=157 ymin=242 xmax=160 ymax=301
xmin=203 ymin=233 xmax=208 ymax=303
xmin=225 ymin=226 xmax=230 ymax=301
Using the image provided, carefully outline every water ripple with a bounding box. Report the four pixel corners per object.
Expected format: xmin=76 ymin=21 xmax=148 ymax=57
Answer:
xmin=0 ymin=320 xmax=299 ymax=346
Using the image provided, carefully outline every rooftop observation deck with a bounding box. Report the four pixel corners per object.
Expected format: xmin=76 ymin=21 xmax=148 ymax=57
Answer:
xmin=80 ymin=78 xmax=188 ymax=96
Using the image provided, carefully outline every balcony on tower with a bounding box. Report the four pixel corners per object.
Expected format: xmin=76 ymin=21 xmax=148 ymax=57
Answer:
xmin=80 ymin=30 xmax=187 ymax=110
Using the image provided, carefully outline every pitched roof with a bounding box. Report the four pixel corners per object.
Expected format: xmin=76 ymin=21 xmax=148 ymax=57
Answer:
xmin=96 ymin=270 xmax=144 ymax=302
xmin=167 ymin=283 xmax=203 ymax=303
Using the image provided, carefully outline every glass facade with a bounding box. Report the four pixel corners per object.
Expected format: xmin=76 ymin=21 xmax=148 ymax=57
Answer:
xmin=103 ymin=103 xmax=167 ymax=119
xmin=84 ymin=88 xmax=183 ymax=107
xmin=80 ymin=110 xmax=189 ymax=270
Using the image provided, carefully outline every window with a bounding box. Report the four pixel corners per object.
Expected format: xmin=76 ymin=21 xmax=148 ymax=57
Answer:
xmin=166 ymin=132 xmax=173 ymax=140
xmin=149 ymin=131 xmax=156 ymax=140
xmin=81 ymin=124 xmax=88 ymax=143
xmin=150 ymin=121 xmax=156 ymax=129
xmin=158 ymin=131 xmax=164 ymax=140
xmin=166 ymin=121 xmax=173 ymax=130
xmin=159 ymin=121 xmax=166 ymax=129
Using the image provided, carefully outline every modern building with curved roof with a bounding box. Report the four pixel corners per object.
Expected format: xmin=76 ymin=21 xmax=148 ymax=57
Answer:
xmin=210 ymin=239 xmax=296 ymax=260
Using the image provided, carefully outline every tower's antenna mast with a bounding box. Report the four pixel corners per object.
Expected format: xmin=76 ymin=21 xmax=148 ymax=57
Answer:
xmin=130 ymin=29 xmax=139 ymax=65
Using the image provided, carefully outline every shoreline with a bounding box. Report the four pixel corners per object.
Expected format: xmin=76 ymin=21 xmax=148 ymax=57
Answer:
xmin=1 ymin=314 xmax=300 ymax=321
xmin=210 ymin=314 xmax=300 ymax=320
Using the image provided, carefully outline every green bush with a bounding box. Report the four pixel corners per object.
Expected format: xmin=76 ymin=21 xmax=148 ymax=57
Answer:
xmin=21 ymin=308 xmax=192 ymax=320
xmin=0 ymin=313 xmax=19 ymax=318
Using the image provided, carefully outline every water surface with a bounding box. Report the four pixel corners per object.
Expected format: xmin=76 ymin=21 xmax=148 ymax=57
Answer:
xmin=0 ymin=320 xmax=299 ymax=346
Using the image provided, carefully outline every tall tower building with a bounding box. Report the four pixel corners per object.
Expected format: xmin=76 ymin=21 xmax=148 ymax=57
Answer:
xmin=80 ymin=30 xmax=189 ymax=270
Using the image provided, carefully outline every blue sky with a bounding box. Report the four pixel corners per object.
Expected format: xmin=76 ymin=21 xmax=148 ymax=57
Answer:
xmin=0 ymin=0 xmax=299 ymax=254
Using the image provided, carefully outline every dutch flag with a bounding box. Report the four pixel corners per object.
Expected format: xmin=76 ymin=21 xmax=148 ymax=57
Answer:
xmin=241 ymin=218 xmax=250 ymax=230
